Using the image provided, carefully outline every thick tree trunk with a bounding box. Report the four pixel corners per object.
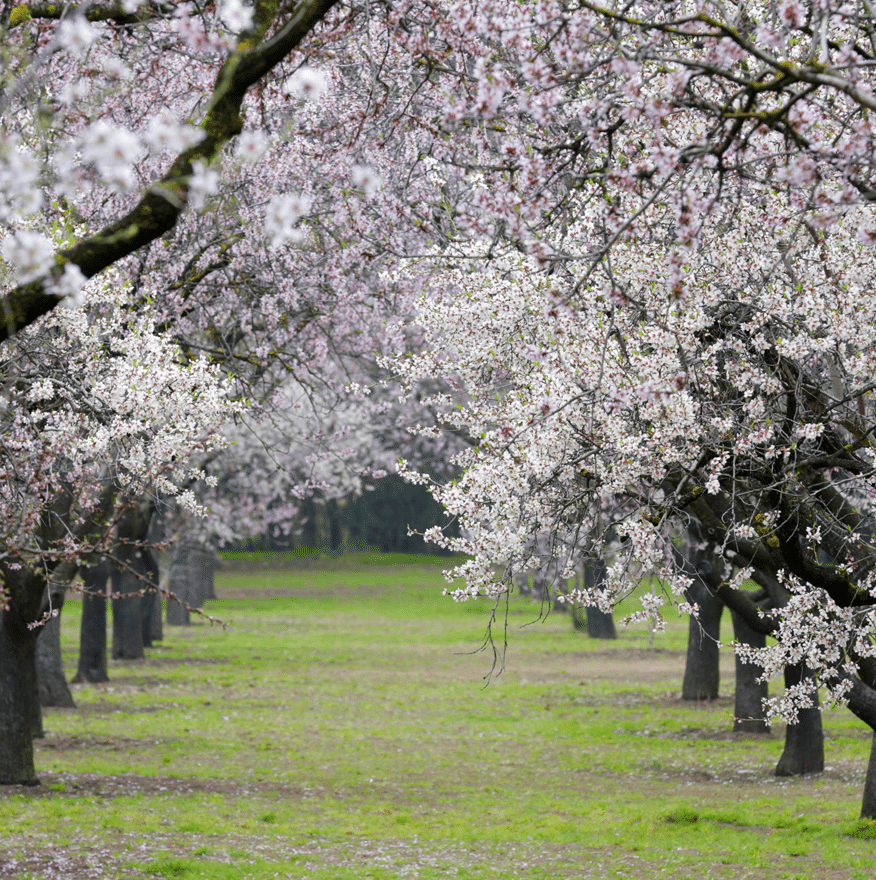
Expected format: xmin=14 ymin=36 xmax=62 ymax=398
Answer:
xmin=327 ymin=498 xmax=342 ymax=551
xmin=36 ymin=603 xmax=74 ymax=708
xmin=731 ymin=609 xmax=769 ymax=733
xmin=146 ymin=549 xmax=163 ymax=643
xmin=139 ymin=549 xmax=161 ymax=647
xmin=166 ymin=542 xmax=192 ymax=626
xmin=682 ymin=577 xmax=724 ymax=700
xmin=775 ymin=662 xmax=824 ymax=777
xmin=73 ymin=561 xmax=109 ymax=683
xmin=112 ymin=502 xmax=155 ymax=660
xmin=582 ymin=562 xmax=617 ymax=640
xmin=188 ymin=545 xmax=215 ymax=608
xmin=0 ymin=603 xmax=41 ymax=784
xmin=861 ymin=734 xmax=876 ymax=819
xmin=112 ymin=566 xmax=144 ymax=660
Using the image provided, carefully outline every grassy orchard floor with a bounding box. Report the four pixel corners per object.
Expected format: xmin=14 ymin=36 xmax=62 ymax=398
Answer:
xmin=0 ymin=550 xmax=875 ymax=879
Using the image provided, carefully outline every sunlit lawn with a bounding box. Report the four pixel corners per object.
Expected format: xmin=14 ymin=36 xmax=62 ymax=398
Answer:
xmin=0 ymin=548 xmax=873 ymax=879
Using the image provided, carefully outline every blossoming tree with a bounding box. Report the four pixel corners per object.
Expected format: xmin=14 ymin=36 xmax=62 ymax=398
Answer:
xmin=369 ymin=0 xmax=876 ymax=817
xmin=7 ymin=0 xmax=876 ymax=818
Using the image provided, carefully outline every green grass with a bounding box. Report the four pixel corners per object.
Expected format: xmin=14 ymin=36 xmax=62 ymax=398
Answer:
xmin=0 ymin=549 xmax=873 ymax=878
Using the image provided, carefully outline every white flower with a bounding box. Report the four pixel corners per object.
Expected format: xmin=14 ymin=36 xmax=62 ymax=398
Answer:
xmin=1 ymin=231 xmax=55 ymax=284
xmin=27 ymin=379 xmax=55 ymax=403
xmin=857 ymin=225 xmax=876 ymax=247
xmin=144 ymin=111 xmax=205 ymax=153
xmin=235 ymin=130 xmax=269 ymax=164
xmin=263 ymin=192 xmax=312 ymax=247
xmin=58 ymin=79 xmax=91 ymax=106
xmin=56 ymin=17 xmax=99 ymax=55
xmin=351 ymin=164 xmax=382 ymax=197
xmin=102 ymin=57 xmax=133 ymax=81
xmin=219 ymin=0 xmax=254 ymax=32
xmin=0 ymin=138 xmax=43 ymax=221
xmin=79 ymin=122 xmax=144 ymax=191
xmin=52 ymin=263 xmax=89 ymax=304
xmin=188 ymin=160 xmax=219 ymax=211
xmin=284 ymin=67 xmax=328 ymax=101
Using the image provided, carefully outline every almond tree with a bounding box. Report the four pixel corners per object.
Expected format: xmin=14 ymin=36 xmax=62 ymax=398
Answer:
xmin=0 ymin=0 xmax=348 ymax=784
xmin=8 ymin=0 xmax=876 ymax=813
xmin=372 ymin=0 xmax=876 ymax=817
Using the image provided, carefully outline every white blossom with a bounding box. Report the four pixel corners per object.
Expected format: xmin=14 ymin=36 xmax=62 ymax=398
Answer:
xmin=188 ymin=160 xmax=219 ymax=211
xmin=144 ymin=111 xmax=205 ymax=154
xmin=351 ymin=164 xmax=382 ymax=197
xmin=56 ymin=17 xmax=99 ymax=55
xmin=263 ymin=192 xmax=312 ymax=247
xmin=284 ymin=67 xmax=329 ymax=102
xmin=1 ymin=230 xmax=55 ymax=284
xmin=235 ymin=130 xmax=269 ymax=164
xmin=219 ymin=0 xmax=254 ymax=32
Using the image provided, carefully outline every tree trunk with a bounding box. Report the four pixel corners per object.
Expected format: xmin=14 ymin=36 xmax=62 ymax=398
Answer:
xmin=0 ymin=600 xmax=41 ymax=784
xmin=682 ymin=576 xmax=724 ymax=700
xmin=188 ymin=545 xmax=214 ymax=609
xmin=36 ymin=602 xmax=74 ymax=708
xmin=586 ymin=606 xmax=617 ymax=640
xmin=861 ymin=734 xmax=876 ymax=819
xmin=112 ymin=564 xmax=144 ymax=660
xmin=73 ymin=561 xmax=109 ymax=683
xmin=731 ymin=609 xmax=769 ymax=733
xmin=139 ymin=549 xmax=161 ymax=647
xmin=775 ymin=662 xmax=824 ymax=776
xmin=112 ymin=502 xmax=154 ymax=660
xmin=166 ymin=542 xmax=192 ymax=626
xmin=327 ymin=498 xmax=342 ymax=551
xmin=582 ymin=561 xmax=617 ymax=639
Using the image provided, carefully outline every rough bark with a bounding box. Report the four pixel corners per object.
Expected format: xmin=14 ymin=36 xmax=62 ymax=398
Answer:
xmin=861 ymin=734 xmax=876 ymax=819
xmin=36 ymin=601 xmax=74 ymax=708
xmin=0 ymin=567 xmax=46 ymax=784
xmin=188 ymin=545 xmax=215 ymax=608
xmin=166 ymin=542 xmax=192 ymax=626
xmin=112 ymin=502 xmax=154 ymax=660
xmin=775 ymin=662 xmax=825 ymax=777
xmin=139 ymin=549 xmax=161 ymax=648
xmin=682 ymin=576 xmax=724 ymax=700
xmin=73 ymin=561 xmax=110 ymax=683
xmin=731 ymin=609 xmax=769 ymax=733
xmin=0 ymin=614 xmax=40 ymax=782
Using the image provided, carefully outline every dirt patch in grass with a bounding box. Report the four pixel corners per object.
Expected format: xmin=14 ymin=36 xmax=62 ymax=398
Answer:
xmin=0 ymin=771 xmax=311 ymax=800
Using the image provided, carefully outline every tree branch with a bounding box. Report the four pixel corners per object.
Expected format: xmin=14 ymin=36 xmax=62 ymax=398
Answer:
xmin=1 ymin=0 xmax=341 ymax=341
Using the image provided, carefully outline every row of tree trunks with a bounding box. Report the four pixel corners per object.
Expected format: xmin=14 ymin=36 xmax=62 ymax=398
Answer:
xmin=681 ymin=586 xmax=824 ymax=776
